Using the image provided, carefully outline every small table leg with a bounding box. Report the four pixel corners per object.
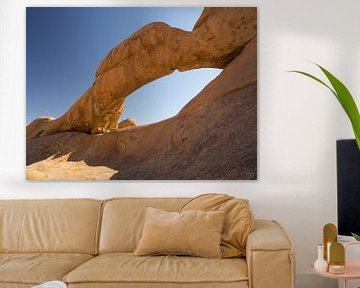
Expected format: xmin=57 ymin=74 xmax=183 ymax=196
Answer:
xmin=342 ymin=279 xmax=347 ymax=288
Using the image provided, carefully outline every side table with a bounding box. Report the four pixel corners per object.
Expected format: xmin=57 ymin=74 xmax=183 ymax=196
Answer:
xmin=311 ymin=242 xmax=360 ymax=288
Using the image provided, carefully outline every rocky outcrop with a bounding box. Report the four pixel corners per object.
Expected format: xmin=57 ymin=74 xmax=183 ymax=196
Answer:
xmin=26 ymin=37 xmax=257 ymax=180
xmin=117 ymin=118 xmax=137 ymax=130
xmin=27 ymin=7 xmax=257 ymax=137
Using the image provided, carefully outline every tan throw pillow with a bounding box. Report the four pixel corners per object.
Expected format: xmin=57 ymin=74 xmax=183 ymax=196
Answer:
xmin=181 ymin=194 xmax=254 ymax=258
xmin=134 ymin=207 xmax=225 ymax=258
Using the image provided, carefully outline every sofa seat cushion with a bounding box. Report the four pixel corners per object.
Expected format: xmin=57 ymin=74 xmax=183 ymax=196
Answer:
xmin=0 ymin=253 xmax=93 ymax=285
xmin=64 ymin=253 xmax=248 ymax=285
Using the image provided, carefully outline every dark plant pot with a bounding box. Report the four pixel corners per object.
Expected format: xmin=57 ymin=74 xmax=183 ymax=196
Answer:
xmin=337 ymin=139 xmax=360 ymax=237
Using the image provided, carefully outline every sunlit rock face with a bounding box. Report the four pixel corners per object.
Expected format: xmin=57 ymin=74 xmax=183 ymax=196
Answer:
xmin=26 ymin=7 xmax=257 ymax=180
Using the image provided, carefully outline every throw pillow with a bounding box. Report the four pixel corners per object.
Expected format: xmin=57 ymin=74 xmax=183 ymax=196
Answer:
xmin=134 ymin=207 xmax=225 ymax=258
xmin=181 ymin=193 xmax=254 ymax=258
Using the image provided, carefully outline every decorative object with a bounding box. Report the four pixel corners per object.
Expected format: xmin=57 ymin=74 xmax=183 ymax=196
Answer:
xmin=314 ymin=244 xmax=328 ymax=272
xmin=323 ymin=223 xmax=337 ymax=262
xmin=133 ymin=207 xmax=225 ymax=258
xmin=311 ymin=241 xmax=360 ymax=288
xmin=328 ymin=264 xmax=345 ymax=275
xmin=329 ymin=242 xmax=345 ymax=275
xmin=26 ymin=7 xmax=258 ymax=180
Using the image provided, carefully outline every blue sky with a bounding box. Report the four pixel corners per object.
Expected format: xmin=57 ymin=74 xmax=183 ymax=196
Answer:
xmin=26 ymin=7 xmax=222 ymax=125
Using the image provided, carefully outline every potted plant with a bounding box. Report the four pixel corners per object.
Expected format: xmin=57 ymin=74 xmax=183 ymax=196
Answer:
xmin=289 ymin=63 xmax=360 ymax=241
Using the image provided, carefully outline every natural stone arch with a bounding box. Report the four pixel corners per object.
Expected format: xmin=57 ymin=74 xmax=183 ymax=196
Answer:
xmin=27 ymin=7 xmax=257 ymax=138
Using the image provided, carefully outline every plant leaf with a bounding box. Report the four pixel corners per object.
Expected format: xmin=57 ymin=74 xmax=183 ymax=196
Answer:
xmin=351 ymin=232 xmax=360 ymax=241
xmin=315 ymin=64 xmax=360 ymax=150
xmin=288 ymin=70 xmax=338 ymax=99
xmin=289 ymin=65 xmax=360 ymax=151
xmin=353 ymin=127 xmax=360 ymax=150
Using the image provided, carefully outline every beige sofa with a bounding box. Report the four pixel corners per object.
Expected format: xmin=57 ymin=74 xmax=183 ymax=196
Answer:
xmin=0 ymin=198 xmax=295 ymax=288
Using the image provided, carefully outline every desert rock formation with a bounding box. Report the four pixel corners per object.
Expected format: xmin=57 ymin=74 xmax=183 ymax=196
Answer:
xmin=27 ymin=7 xmax=256 ymax=137
xmin=26 ymin=7 xmax=257 ymax=180
xmin=117 ymin=118 xmax=137 ymax=130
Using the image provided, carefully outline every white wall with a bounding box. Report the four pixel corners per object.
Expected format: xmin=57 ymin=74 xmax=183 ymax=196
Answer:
xmin=1 ymin=0 xmax=359 ymax=287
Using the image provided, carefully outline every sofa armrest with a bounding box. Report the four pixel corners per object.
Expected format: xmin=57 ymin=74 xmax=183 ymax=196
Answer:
xmin=246 ymin=220 xmax=295 ymax=288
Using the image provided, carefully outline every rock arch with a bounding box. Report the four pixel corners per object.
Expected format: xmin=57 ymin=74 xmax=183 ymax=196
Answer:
xmin=27 ymin=7 xmax=257 ymax=139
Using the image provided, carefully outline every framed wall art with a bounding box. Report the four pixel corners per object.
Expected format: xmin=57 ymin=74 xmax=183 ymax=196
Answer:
xmin=26 ymin=7 xmax=257 ymax=180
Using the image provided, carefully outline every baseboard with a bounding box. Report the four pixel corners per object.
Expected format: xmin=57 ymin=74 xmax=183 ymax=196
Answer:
xmin=296 ymin=273 xmax=337 ymax=288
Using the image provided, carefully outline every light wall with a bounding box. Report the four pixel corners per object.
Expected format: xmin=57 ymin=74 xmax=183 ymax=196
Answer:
xmin=1 ymin=0 xmax=359 ymax=287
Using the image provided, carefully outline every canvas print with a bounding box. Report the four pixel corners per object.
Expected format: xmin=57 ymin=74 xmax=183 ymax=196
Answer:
xmin=26 ymin=7 xmax=257 ymax=180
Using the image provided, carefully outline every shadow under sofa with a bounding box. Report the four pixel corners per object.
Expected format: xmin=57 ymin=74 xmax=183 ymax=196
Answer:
xmin=0 ymin=198 xmax=295 ymax=288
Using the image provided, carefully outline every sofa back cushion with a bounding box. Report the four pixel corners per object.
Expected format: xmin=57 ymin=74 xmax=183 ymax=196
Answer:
xmin=99 ymin=198 xmax=189 ymax=253
xmin=0 ymin=199 xmax=102 ymax=254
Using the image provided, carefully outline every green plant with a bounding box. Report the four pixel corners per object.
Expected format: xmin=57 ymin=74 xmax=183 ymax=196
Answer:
xmin=352 ymin=232 xmax=360 ymax=241
xmin=289 ymin=62 xmax=360 ymax=151
xmin=290 ymin=63 xmax=360 ymax=240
